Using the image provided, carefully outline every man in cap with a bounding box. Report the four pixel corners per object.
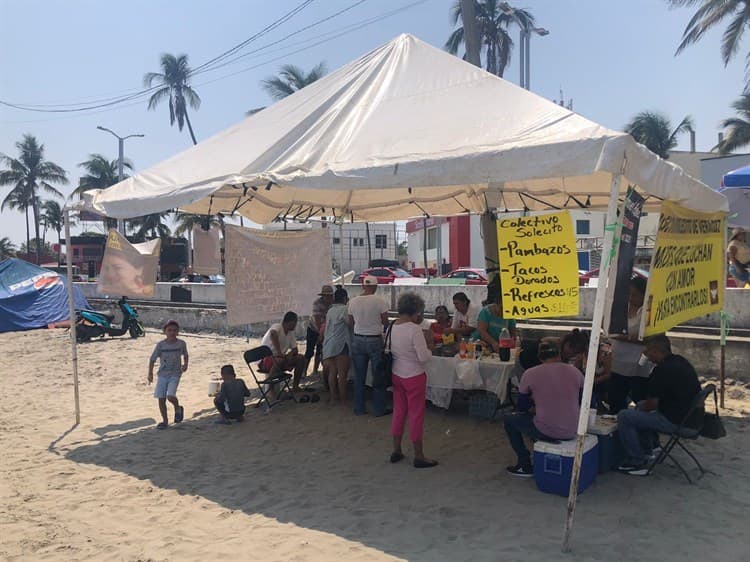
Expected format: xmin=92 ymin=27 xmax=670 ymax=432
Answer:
xmin=502 ymin=339 xmax=584 ymax=477
xmin=305 ymin=284 xmax=334 ymax=380
xmin=347 ymin=275 xmax=391 ymax=416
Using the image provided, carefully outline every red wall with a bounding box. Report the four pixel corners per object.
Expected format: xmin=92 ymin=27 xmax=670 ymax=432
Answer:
xmin=448 ymin=216 xmax=470 ymax=268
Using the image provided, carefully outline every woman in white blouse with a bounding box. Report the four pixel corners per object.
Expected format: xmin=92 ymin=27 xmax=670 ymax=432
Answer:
xmin=389 ymin=292 xmax=438 ymax=468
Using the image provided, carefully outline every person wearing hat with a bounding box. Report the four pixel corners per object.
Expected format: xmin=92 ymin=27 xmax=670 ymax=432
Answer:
xmin=347 ymin=275 xmax=391 ymax=416
xmin=305 ymin=284 xmax=334 ymax=380
xmin=502 ymin=339 xmax=584 ymax=477
xmin=727 ymin=228 xmax=750 ymax=288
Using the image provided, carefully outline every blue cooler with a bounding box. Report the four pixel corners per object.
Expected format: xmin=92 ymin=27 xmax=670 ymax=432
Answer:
xmin=588 ymin=417 xmax=626 ymax=474
xmin=533 ymin=435 xmax=598 ymax=496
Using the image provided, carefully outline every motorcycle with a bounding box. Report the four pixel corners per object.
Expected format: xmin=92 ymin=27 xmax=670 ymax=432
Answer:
xmin=75 ymin=296 xmax=145 ymax=342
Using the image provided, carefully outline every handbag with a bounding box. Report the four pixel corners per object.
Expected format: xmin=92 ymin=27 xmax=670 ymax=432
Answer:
xmin=373 ymin=321 xmax=395 ymax=389
xmin=700 ymin=387 xmax=727 ymax=440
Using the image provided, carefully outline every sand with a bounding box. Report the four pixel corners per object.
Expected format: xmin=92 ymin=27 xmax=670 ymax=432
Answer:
xmin=2 ymin=327 xmax=750 ymax=562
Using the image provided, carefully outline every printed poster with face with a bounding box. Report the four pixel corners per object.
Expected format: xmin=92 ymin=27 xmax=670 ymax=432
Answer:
xmin=98 ymin=229 xmax=161 ymax=297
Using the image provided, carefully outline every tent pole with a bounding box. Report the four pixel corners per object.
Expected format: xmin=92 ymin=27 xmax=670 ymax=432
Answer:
xmin=562 ymin=173 xmax=621 ymax=552
xmin=720 ymin=223 xmax=728 ymax=408
xmin=64 ymin=208 xmax=81 ymax=425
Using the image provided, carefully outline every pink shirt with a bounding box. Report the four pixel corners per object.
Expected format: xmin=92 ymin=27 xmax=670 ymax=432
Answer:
xmin=519 ymin=362 xmax=584 ymax=439
xmin=390 ymin=322 xmax=432 ymax=379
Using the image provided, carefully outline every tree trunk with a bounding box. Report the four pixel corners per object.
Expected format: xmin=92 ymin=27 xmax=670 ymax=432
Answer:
xmin=32 ymin=196 xmax=41 ymax=264
xmin=24 ymin=206 xmax=30 ymax=258
xmin=184 ymin=109 xmax=198 ymax=145
xmin=460 ymin=0 xmax=481 ymax=67
xmin=57 ymin=229 xmax=62 ymax=267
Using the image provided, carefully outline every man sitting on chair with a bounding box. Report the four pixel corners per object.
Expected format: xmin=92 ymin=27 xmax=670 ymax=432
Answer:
xmin=503 ymin=340 xmax=584 ymax=477
xmin=260 ymin=311 xmax=307 ymax=393
xmin=617 ymin=334 xmax=703 ymax=476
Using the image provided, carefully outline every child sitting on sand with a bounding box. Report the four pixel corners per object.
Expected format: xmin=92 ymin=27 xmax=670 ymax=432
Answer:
xmin=148 ymin=319 xmax=189 ymax=429
xmin=214 ymin=364 xmax=251 ymax=424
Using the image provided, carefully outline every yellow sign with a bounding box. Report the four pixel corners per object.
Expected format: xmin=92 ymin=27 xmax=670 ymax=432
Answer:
xmin=642 ymin=201 xmax=725 ymax=337
xmin=497 ymin=211 xmax=579 ymax=319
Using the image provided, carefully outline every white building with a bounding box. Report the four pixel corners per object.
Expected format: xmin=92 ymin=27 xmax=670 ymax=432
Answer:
xmin=262 ymin=220 xmax=402 ymax=275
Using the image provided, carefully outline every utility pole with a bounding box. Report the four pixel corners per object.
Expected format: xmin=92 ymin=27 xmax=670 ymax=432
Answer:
xmin=97 ymin=126 xmax=144 ymax=234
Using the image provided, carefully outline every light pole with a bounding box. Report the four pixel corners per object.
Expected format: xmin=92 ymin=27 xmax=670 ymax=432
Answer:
xmin=97 ymin=126 xmax=144 ymax=233
xmin=519 ymin=27 xmax=549 ymax=90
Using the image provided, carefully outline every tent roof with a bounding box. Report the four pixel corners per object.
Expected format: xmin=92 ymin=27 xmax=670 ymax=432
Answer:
xmin=82 ymin=34 xmax=727 ymax=222
xmin=723 ymin=164 xmax=750 ymax=187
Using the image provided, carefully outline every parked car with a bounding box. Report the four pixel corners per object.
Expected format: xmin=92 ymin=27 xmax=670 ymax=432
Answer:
xmin=579 ymin=267 xmax=648 ymax=287
xmin=354 ymin=267 xmax=415 ymax=284
xmin=441 ymin=268 xmax=488 ymax=285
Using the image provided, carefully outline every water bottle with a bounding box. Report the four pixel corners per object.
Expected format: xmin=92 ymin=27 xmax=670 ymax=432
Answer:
xmin=499 ymin=327 xmax=513 ymax=362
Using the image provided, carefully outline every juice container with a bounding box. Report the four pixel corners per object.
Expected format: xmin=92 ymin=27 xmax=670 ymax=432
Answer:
xmin=459 ymin=338 xmax=468 ymax=359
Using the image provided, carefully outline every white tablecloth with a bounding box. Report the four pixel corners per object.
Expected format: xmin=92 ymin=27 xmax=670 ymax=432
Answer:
xmin=425 ymin=356 xmax=517 ymax=409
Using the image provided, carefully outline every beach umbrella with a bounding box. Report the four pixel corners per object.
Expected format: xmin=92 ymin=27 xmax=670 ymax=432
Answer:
xmin=721 ymin=165 xmax=750 ymax=227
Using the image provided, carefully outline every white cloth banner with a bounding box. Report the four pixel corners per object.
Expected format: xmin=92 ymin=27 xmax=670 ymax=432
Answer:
xmin=98 ymin=229 xmax=160 ymax=297
xmin=192 ymin=225 xmax=221 ymax=275
xmin=225 ymin=225 xmax=331 ymax=326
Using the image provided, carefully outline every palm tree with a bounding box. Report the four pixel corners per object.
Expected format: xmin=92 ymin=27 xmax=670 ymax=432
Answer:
xmin=624 ymin=111 xmax=695 ymax=159
xmin=261 ymin=63 xmax=327 ymax=101
xmin=1 ymin=187 xmax=34 ymax=253
xmin=129 ymin=212 xmax=172 ymax=242
xmin=0 ymin=237 xmax=16 ymax=259
xmin=73 ymin=154 xmax=132 ymax=199
xmin=74 ymin=154 xmax=132 ymax=230
xmin=0 ymin=134 xmax=68 ymax=264
xmin=668 ymin=0 xmax=750 ymax=72
xmin=174 ymin=212 xmax=220 ymax=237
xmin=717 ymin=93 xmax=750 ymax=153
xmin=446 ymin=0 xmax=535 ymax=77
xmin=41 ymin=199 xmax=68 ymax=266
xmin=144 ymin=53 xmax=201 ymax=144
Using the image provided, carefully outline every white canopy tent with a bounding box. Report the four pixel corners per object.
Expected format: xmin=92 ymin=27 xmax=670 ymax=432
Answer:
xmin=82 ymin=34 xmax=724 ymax=220
xmin=71 ymin=34 xmax=727 ymax=551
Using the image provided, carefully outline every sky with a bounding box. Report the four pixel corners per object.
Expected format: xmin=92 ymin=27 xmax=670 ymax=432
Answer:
xmin=0 ymin=0 xmax=746 ymax=246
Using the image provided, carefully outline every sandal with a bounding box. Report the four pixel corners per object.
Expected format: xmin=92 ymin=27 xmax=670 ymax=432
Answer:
xmin=414 ymin=459 xmax=439 ymax=469
xmin=299 ymin=395 xmax=311 ymax=403
xmin=156 ymin=422 xmax=168 ymax=430
xmin=390 ymin=452 xmax=405 ymax=464
xmin=174 ymin=405 xmax=184 ymax=423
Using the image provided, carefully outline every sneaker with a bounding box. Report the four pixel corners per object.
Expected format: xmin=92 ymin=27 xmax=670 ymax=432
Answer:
xmin=647 ymin=446 xmax=663 ymax=462
xmin=617 ymin=461 xmax=649 ymax=475
xmin=506 ymin=464 xmax=534 ymax=477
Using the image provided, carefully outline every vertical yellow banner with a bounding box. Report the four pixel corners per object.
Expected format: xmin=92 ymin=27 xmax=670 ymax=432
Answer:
xmin=497 ymin=211 xmax=579 ymax=319
xmin=642 ymin=201 xmax=725 ymax=337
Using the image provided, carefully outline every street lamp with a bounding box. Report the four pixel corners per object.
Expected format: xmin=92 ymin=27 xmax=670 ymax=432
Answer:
xmin=97 ymin=126 xmax=144 ymax=232
xmin=519 ymin=27 xmax=549 ymax=90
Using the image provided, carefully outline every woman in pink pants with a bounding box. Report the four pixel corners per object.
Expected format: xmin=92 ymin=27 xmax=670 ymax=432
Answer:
xmin=389 ymin=292 xmax=438 ymax=468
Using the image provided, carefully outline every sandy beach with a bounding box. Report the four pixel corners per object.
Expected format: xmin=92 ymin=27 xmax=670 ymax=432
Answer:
xmin=2 ymin=327 xmax=750 ymax=561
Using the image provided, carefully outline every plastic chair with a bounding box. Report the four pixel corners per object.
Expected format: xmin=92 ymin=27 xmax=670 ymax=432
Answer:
xmin=243 ymin=346 xmax=297 ymax=411
xmin=646 ymin=384 xmax=716 ymax=483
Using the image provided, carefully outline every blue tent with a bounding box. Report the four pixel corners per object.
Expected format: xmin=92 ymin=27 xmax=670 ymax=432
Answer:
xmin=0 ymin=258 xmax=89 ymax=333
xmin=722 ymin=165 xmax=750 ymax=227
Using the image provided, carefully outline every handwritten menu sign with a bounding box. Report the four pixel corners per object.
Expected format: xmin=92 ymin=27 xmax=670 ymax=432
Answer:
xmin=496 ymin=211 xmax=579 ymax=319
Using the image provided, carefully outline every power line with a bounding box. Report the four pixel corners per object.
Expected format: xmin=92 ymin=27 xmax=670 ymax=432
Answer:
xmin=0 ymin=0 xmax=431 ymax=123
xmin=0 ymin=0 xmax=320 ymax=112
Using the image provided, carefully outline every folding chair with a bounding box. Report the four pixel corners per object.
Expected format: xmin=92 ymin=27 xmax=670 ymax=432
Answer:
xmin=243 ymin=346 xmax=297 ymax=410
xmin=646 ymin=384 xmax=716 ymax=484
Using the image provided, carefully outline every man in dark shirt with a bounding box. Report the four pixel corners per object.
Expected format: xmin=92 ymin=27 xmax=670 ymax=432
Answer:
xmin=617 ymin=335 xmax=702 ymax=475
xmin=214 ymin=365 xmax=251 ymax=424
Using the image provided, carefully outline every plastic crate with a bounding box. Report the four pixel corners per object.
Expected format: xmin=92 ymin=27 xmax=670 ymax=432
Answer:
xmin=468 ymin=392 xmax=500 ymax=420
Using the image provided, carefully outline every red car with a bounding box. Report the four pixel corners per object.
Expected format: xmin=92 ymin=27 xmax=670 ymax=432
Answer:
xmin=441 ymin=268 xmax=488 ymax=285
xmin=580 ymin=267 xmax=738 ymax=288
xmin=355 ymin=267 xmax=415 ymax=284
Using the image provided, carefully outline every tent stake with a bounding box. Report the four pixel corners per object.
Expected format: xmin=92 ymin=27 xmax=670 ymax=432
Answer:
xmin=64 ymin=208 xmax=81 ymax=425
xmin=562 ymin=174 xmax=621 ymax=552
